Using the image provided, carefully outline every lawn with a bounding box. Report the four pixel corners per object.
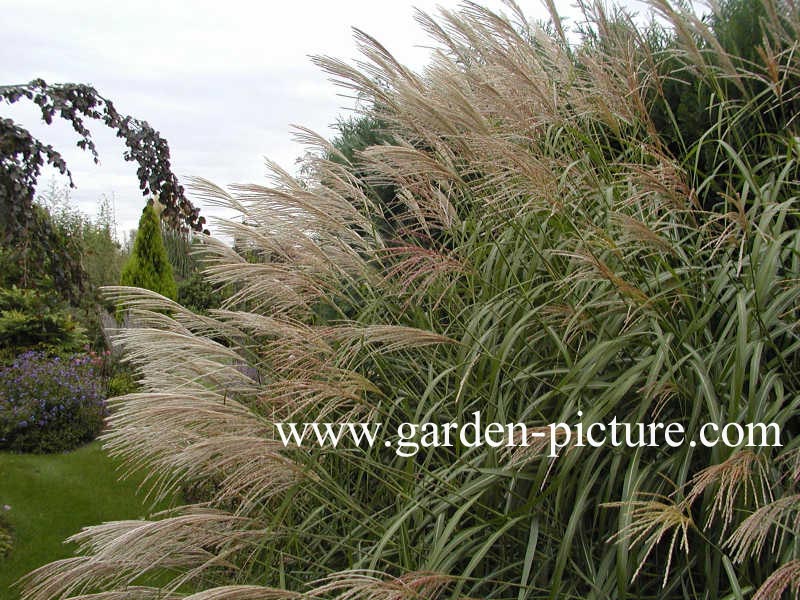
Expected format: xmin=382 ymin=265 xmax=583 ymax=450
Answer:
xmin=0 ymin=441 xmax=177 ymax=599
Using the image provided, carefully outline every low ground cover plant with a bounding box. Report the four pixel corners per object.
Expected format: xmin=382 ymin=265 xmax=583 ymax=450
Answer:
xmin=0 ymin=351 xmax=107 ymax=453
xmin=0 ymin=511 xmax=12 ymax=560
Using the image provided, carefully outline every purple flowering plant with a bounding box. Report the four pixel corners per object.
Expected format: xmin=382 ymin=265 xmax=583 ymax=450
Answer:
xmin=0 ymin=351 xmax=108 ymax=453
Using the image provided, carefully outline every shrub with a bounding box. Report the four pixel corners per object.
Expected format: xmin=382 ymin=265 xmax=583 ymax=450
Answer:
xmin=0 ymin=287 xmax=88 ymax=364
xmin=0 ymin=512 xmax=12 ymax=560
xmin=176 ymin=270 xmax=222 ymax=314
xmin=105 ymin=368 xmax=138 ymax=398
xmin=119 ymin=202 xmax=177 ymax=301
xmin=45 ymin=189 xmax=129 ymax=349
xmin=0 ymin=351 xmax=107 ymax=453
xmin=0 ymin=184 xmax=131 ymax=356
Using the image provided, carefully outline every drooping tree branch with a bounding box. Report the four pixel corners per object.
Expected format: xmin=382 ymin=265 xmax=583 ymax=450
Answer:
xmin=0 ymin=79 xmax=208 ymax=238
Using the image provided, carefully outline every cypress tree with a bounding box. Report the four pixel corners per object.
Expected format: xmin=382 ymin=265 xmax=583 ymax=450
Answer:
xmin=119 ymin=202 xmax=177 ymax=300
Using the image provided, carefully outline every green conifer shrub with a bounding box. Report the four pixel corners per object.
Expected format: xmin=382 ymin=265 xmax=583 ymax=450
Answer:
xmin=0 ymin=287 xmax=87 ymax=364
xmin=119 ymin=202 xmax=177 ymax=301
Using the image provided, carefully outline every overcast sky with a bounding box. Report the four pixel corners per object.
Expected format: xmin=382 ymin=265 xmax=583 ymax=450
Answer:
xmin=1 ymin=0 xmax=640 ymax=238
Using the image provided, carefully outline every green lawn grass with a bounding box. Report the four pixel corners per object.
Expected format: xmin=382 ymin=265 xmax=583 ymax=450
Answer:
xmin=0 ymin=441 xmax=177 ymax=599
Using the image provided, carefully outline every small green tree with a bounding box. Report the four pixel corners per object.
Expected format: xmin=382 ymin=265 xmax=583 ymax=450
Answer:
xmin=119 ymin=202 xmax=177 ymax=300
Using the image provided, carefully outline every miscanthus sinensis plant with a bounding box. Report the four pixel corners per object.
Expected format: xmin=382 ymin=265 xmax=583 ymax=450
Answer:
xmin=21 ymin=1 xmax=800 ymax=598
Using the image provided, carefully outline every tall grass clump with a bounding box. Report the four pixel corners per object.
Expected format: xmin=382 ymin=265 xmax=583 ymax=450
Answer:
xmin=20 ymin=0 xmax=800 ymax=598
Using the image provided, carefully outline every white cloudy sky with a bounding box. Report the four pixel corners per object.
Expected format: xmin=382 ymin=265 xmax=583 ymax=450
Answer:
xmin=1 ymin=0 xmax=643 ymax=238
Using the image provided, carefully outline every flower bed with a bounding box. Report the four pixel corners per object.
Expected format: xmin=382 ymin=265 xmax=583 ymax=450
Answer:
xmin=0 ymin=351 xmax=107 ymax=453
